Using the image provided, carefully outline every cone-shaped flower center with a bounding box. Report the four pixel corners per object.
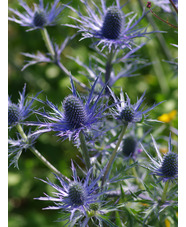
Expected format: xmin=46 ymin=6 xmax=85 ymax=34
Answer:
xmin=161 ymin=152 xmax=178 ymax=177
xmin=63 ymin=95 xmax=87 ymax=129
xmin=68 ymin=182 xmax=87 ymax=206
xmin=8 ymin=105 xmax=19 ymax=126
xmin=122 ymin=136 xmax=137 ymax=157
xmin=33 ymin=11 xmax=47 ymax=27
xmin=120 ymin=106 xmax=134 ymax=122
xmin=101 ymin=6 xmax=123 ymax=39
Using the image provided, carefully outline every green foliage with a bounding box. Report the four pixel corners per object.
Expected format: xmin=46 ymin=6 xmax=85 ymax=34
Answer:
xmin=8 ymin=0 xmax=178 ymax=226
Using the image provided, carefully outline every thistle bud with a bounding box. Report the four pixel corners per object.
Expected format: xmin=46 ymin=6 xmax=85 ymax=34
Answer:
xmin=63 ymin=95 xmax=87 ymax=129
xmin=102 ymin=6 xmax=123 ymax=39
xmin=120 ymin=106 xmax=134 ymax=122
xmin=161 ymin=152 xmax=178 ymax=178
xmin=68 ymin=182 xmax=87 ymax=206
xmin=122 ymin=136 xmax=137 ymax=157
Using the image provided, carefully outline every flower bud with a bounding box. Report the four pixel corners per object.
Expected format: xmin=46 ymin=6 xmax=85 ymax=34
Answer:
xmin=122 ymin=136 xmax=137 ymax=157
xmin=33 ymin=11 xmax=47 ymax=27
xmin=68 ymin=182 xmax=87 ymax=206
xmin=8 ymin=105 xmax=19 ymax=126
xmin=102 ymin=6 xmax=123 ymax=39
xmin=63 ymin=95 xmax=87 ymax=129
xmin=161 ymin=152 xmax=178 ymax=178
xmin=120 ymin=106 xmax=134 ymax=122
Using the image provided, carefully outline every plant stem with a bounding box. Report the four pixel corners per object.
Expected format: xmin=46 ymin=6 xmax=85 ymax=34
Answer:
xmin=105 ymin=48 xmax=114 ymax=94
xmin=16 ymin=124 xmax=61 ymax=175
xmin=102 ymin=123 xmax=128 ymax=187
xmin=149 ymin=8 xmax=178 ymax=29
xmin=130 ymin=159 xmax=145 ymax=190
xmin=41 ymin=28 xmax=55 ymax=58
xmin=161 ymin=181 xmax=169 ymax=203
xmin=169 ymin=0 xmax=178 ymax=14
xmin=79 ymin=131 xmax=91 ymax=169
xmin=41 ymin=28 xmax=90 ymax=93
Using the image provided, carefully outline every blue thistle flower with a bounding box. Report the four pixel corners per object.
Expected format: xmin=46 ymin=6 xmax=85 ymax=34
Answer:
xmin=31 ymin=77 xmax=108 ymax=141
xmin=8 ymin=84 xmax=38 ymax=127
xmin=109 ymin=88 xmax=162 ymax=125
xmin=122 ymin=135 xmax=137 ymax=157
xmin=66 ymin=0 xmax=160 ymax=51
xmin=63 ymin=95 xmax=88 ymax=129
xmin=161 ymin=152 xmax=178 ymax=178
xmin=35 ymin=161 xmax=106 ymax=221
xmin=101 ymin=6 xmax=123 ymax=40
xmin=118 ymin=127 xmax=151 ymax=161
xmin=141 ymin=134 xmax=178 ymax=182
xmin=9 ymin=0 xmax=67 ymax=31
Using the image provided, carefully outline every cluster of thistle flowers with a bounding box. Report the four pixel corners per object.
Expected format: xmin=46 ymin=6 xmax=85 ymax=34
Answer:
xmin=8 ymin=0 xmax=178 ymax=226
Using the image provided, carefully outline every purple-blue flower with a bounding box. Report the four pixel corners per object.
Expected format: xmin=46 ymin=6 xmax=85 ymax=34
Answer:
xmin=8 ymin=84 xmax=38 ymax=127
xmin=35 ymin=161 xmax=106 ymax=221
xmin=141 ymin=135 xmax=178 ymax=182
xmin=66 ymin=0 xmax=158 ymax=51
xmin=109 ymin=88 xmax=161 ymax=125
xmin=121 ymin=127 xmax=152 ymax=159
xmin=122 ymin=135 xmax=139 ymax=158
xmin=31 ymin=77 xmax=108 ymax=141
xmin=9 ymin=0 xmax=66 ymax=31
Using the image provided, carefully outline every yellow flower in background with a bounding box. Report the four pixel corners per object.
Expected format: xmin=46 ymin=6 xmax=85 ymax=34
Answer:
xmin=160 ymin=147 xmax=168 ymax=154
xmin=158 ymin=110 xmax=177 ymax=123
xmin=165 ymin=218 xmax=171 ymax=227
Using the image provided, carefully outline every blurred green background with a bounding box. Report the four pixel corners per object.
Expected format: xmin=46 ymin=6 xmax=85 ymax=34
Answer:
xmin=8 ymin=0 xmax=178 ymax=226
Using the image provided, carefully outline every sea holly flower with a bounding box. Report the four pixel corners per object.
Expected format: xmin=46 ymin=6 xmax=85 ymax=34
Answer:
xmin=66 ymin=0 xmax=158 ymax=51
xmin=121 ymin=127 xmax=152 ymax=159
xmin=8 ymin=84 xmax=38 ymax=127
xmin=35 ymin=161 xmax=106 ymax=222
xmin=122 ymin=135 xmax=138 ymax=158
xmin=31 ymin=77 xmax=108 ymax=141
xmin=9 ymin=0 xmax=66 ymax=31
xmin=141 ymin=135 xmax=178 ymax=182
xmin=109 ymin=88 xmax=161 ymax=125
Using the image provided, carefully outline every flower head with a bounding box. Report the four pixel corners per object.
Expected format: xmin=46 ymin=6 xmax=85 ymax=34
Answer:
xmin=109 ymin=88 xmax=161 ymax=125
xmin=141 ymin=134 xmax=178 ymax=182
xmin=120 ymin=127 xmax=150 ymax=160
xmin=9 ymin=0 xmax=66 ymax=31
xmin=35 ymin=161 xmax=106 ymax=221
xmin=8 ymin=84 xmax=38 ymax=127
xmin=31 ymin=77 xmax=108 ymax=141
xmin=122 ymin=135 xmax=138 ymax=157
xmin=66 ymin=0 xmax=157 ymax=51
